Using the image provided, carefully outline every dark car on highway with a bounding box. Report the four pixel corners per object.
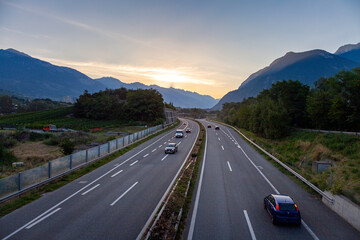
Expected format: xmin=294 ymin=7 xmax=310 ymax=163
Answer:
xmin=207 ymin=124 xmax=211 ymax=128
xmin=264 ymin=194 xmax=301 ymax=225
xmin=186 ymin=128 xmax=191 ymax=133
xmin=215 ymin=126 xmax=220 ymax=130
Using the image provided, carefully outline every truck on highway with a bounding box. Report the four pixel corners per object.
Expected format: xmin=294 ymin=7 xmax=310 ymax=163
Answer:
xmin=43 ymin=124 xmax=63 ymax=132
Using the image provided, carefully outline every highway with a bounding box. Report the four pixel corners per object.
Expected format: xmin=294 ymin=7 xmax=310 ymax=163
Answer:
xmin=0 ymin=119 xmax=199 ymax=240
xmin=186 ymin=120 xmax=360 ymax=240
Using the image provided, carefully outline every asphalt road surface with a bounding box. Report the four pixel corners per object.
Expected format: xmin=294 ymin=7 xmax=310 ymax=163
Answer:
xmin=0 ymin=119 xmax=199 ymax=240
xmin=186 ymin=120 xmax=360 ymax=240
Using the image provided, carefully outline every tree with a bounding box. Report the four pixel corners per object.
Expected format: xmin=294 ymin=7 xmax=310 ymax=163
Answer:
xmin=0 ymin=96 xmax=13 ymax=114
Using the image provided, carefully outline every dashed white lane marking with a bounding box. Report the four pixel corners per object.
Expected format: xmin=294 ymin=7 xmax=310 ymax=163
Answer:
xmin=178 ymin=141 xmax=182 ymax=146
xmin=159 ymin=145 xmax=162 ymax=148
xmin=130 ymin=160 xmax=138 ymax=166
xmin=218 ymin=138 xmax=220 ymax=141
xmin=216 ymin=133 xmax=218 ymax=135
xmin=221 ymin=145 xmax=224 ymax=150
xmin=111 ymin=170 xmax=123 ymax=178
xmin=110 ymin=182 xmax=139 ymax=206
xmin=161 ymin=154 xmax=169 ymax=161
xmin=227 ymin=161 xmax=233 ymax=172
xmin=164 ymin=142 xmax=167 ymax=144
xmin=143 ymin=154 xmax=149 ymax=158
xmin=81 ymin=184 xmax=100 ymax=195
xmin=25 ymin=208 xmax=61 ymax=229
xmin=243 ymin=210 xmax=256 ymax=240
xmin=152 ymin=149 xmax=157 ymax=152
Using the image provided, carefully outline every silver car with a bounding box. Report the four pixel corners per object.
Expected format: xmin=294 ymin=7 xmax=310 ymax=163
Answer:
xmin=164 ymin=143 xmax=178 ymax=154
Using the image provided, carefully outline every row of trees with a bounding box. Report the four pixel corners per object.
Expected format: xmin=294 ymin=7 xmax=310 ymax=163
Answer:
xmin=218 ymin=68 xmax=360 ymax=139
xmin=73 ymin=88 xmax=165 ymax=123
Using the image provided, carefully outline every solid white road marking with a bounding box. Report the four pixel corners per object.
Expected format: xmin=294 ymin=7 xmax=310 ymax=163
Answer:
xmin=143 ymin=154 xmax=149 ymax=158
xmin=243 ymin=210 xmax=257 ymax=240
xmin=111 ymin=170 xmax=123 ymax=178
xmin=301 ymin=220 xmax=320 ymax=240
xmin=110 ymin=182 xmax=138 ymax=206
xmin=130 ymin=160 xmax=138 ymax=166
xmin=152 ymin=149 xmax=157 ymax=152
xmin=187 ymin=125 xmax=208 ymax=240
xmin=257 ymin=166 xmax=263 ymax=170
xmin=161 ymin=154 xmax=169 ymax=161
xmin=81 ymin=184 xmax=100 ymax=195
xmin=221 ymin=145 xmax=224 ymax=150
xmin=227 ymin=161 xmax=233 ymax=172
xmin=25 ymin=208 xmax=61 ymax=229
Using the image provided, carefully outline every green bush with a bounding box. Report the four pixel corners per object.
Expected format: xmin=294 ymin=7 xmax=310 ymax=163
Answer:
xmin=59 ymin=139 xmax=75 ymax=155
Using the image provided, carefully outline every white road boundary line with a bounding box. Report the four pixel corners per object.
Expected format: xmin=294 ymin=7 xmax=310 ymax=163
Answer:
xmin=2 ymin=128 xmax=175 ymax=240
xmin=111 ymin=170 xmax=123 ymax=178
xmin=187 ymin=123 xmax=208 ymax=240
xmin=110 ymin=181 xmax=138 ymax=206
xmin=227 ymin=161 xmax=233 ymax=172
xmin=81 ymin=184 xmax=100 ymax=195
xmin=226 ymin=126 xmax=320 ymax=240
xmin=25 ymin=208 xmax=61 ymax=229
xmin=130 ymin=160 xmax=139 ymax=166
xmin=243 ymin=210 xmax=257 ymax=240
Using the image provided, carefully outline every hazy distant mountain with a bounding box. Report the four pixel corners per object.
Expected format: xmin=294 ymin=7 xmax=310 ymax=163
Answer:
xmin=212 ymin=48 xmax=360 ymax=110
xmin=96 ymin=77 xmax=219 ymax=109
xmin=335 ymin=42 xmax=360 ymax=63
xmin=0 ymin=49 xmax=218 ymax=108
xmin=0 ymin=48 xmax=105 ymax=100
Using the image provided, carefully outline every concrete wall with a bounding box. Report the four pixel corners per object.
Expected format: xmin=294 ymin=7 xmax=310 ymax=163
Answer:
xmin=322 ymin=191 xmax=360 ymax=231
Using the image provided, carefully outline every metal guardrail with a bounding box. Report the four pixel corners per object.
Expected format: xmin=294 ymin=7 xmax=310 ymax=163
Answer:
xmin=213 ymin=120 xmax=335 ymax=204
xmin=0 ymin=124 xmax=166 ymax=203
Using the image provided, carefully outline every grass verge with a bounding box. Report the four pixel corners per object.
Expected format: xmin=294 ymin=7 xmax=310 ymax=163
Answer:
xmin=0 ymin=121 xmax=180 ymax=217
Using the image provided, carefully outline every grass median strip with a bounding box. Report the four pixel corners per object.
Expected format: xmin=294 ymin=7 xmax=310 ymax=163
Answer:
xmin=0 ymin=121 xmax=180 ymax=217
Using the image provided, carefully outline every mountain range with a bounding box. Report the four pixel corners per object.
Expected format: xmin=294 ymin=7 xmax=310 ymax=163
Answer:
xmin=0 ymin=49 xmax=218 ymax=109
xmin=212 ymin=43 xmax=360 ymax=110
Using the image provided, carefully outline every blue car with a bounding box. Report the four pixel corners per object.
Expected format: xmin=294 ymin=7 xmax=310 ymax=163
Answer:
xmin=264 ymin=194 xmax=301 ymax=225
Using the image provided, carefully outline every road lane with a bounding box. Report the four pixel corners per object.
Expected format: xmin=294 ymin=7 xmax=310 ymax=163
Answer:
xmin=0 ymin=119 xmax=199 ymax=240
xmin=186 ymin=120 xmax=360 ymax=240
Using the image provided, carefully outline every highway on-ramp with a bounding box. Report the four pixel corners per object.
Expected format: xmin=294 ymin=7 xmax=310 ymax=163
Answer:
xmin=0 ymin=119 xmax=199 ymax=240
xmin=186 ymin=120 xmax=360 ymax=240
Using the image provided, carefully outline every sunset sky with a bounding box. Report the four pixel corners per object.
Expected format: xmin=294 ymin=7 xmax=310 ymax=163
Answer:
xmin=1 ymin=0 xmax=359 ymax=99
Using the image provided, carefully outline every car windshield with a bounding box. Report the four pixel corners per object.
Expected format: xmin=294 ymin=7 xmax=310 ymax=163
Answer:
xmin=176 ymin=131 xmax=183 ymax=134
xmin=278 ymin=203 xmax=297 ymax=211
xmin=168 ymin=143 xmax=176 ymax=147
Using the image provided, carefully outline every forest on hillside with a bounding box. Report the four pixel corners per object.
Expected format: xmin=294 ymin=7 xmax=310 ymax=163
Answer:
xmin=218 ymin=68 xmax=360 ymax=139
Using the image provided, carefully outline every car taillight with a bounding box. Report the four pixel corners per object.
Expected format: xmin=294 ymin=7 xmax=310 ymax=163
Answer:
xmin=276 ymin=204 xmax=279 ymax=211
xmin=294 ymin=204 xmax=299 ymax=211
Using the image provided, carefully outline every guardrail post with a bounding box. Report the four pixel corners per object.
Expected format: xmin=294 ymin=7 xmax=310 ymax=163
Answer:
xmin=48 ymin=161 xmax=52 ymax=178
xmin=98 ymin=145 xmax=101 ymax=157
xmin=86 ymin=149 xmax=88 ymax=162
xmin=18 ymin=172 xmax=22 ymax=191
xmin=116 ymin=138 xmax=118 ymax=149
xmin=128 ymin=135 xmax=130 ymax=144
xmin=108 ymin=142 xmax=110 ymax=153
xmin=70 ymin=155 xmax=73 ymax=169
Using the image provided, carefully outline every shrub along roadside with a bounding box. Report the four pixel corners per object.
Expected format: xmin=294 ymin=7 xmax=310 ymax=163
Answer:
xmin=145 ymin=120 xmax=205 ymax=240
xmin=0 ymin=121 xmax=180 ymax=217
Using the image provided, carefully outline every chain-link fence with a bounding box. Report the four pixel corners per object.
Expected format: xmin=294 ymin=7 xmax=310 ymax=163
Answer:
xmin=0 ymin=125 xmax=163 ymax=201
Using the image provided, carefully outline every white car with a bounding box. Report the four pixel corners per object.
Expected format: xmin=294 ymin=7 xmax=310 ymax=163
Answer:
xmin=175 ymin=129 xmax=184 ymax=138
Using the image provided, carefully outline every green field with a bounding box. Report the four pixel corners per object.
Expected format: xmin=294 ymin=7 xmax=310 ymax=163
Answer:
xmin=237 ymin=128 xmax=360 ymax=204
xmin=0 ymin=107 xmax=130 ymax=130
